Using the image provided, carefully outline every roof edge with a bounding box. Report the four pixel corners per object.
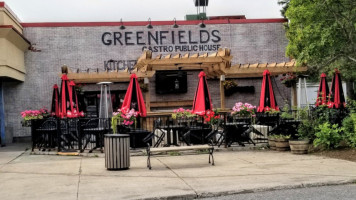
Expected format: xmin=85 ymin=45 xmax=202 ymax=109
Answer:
xmin=21 ymin=18 xmax=287 ymax=28
xmin=0 ymin=25 xmax=31 ymax=44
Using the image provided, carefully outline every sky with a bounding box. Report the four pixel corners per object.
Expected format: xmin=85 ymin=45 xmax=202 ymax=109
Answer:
xmin=4 ymin=0 xmax=283 ymax=22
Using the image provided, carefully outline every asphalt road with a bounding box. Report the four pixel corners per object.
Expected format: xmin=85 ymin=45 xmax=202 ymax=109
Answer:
xmin=200 ymin=184 xmax=356 ymax=200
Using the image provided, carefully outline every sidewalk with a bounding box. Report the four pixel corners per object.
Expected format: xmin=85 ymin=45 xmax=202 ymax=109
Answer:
xmin=1 ymin=144 xmax=356 ymax=200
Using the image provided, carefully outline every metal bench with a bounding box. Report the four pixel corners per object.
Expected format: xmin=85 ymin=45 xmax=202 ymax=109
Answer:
xmin=146 ymin=144 xmax=214 ymax=170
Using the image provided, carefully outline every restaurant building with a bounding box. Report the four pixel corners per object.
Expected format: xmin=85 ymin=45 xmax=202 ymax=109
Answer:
xmin=0 ymin=2 xmax=305 ymax=144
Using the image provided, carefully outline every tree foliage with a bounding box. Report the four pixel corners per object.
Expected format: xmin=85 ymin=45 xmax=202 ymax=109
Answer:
xmin=278 ymin=0 xmax=290 ymax=18
xmin=284 ymin=0 xmax=356 ymax=80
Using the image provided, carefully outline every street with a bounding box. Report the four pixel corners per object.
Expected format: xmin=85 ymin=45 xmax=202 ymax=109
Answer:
xmin=201 ymin=184 xmax=356 ymax=200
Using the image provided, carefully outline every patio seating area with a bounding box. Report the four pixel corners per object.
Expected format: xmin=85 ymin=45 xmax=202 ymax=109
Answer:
xmin=29 ymin=110 xmax=308 ymax=153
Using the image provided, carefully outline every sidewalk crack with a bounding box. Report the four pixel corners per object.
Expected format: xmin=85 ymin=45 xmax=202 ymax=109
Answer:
xmin=156 ymin=158 xmax=198 ymax=197
xmin=76 ymin=157 xmax=83 ymax=200
xmin=1 ymin=148 xmax=29 ymax=169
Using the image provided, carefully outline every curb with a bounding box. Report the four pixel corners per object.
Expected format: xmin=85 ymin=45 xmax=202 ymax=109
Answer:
xmin=140 ymin=179 xmax=356 ymax=200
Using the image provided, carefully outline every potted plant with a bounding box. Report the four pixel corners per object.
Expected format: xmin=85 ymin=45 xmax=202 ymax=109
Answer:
xmin=274 ymin=134 xmax=291 ymax=151
xmin=280 ymin=72 xmax=297 ymax=88
xmin=289 ymin=138 xmax=310 ymax=154
xmin=268 ymin=135 xmax=276 ymax=150
xmin=289 ymin=108 xmax=313 ymax=154
xmin=223 ymin=80 xmax=238 ymax=96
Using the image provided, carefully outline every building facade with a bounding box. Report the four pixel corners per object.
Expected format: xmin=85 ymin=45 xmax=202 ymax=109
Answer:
xmin=0 ymin=2 xmax=293 ymax=144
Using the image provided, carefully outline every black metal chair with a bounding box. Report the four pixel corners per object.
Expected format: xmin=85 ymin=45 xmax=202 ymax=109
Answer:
xmin=80 ymin=118 xmax=109 ymax=153
xmin=143 ymin=118 xmax=165 ymax=147
xmin=32 ymin=118 xmax=58 ymax=151
xmin=58 ymin=119 xmax=80 ymax=151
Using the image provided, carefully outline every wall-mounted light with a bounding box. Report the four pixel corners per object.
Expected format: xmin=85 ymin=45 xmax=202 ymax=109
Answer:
xmin=199 ymin=19 xmax=206 ymax=28
xmin=175 ymin=79 xmax=180 ymax=90
xmin=28 ymin=43 xmax=42 ymax=52
xmin=172 ymin=18 xmax=179 ymax=28
xmin=147 ymin=18 xmax=153 ymax=29
xmin=119 ymin=18 xmax=125 ymax=30
xmin=220 ymin=75 xmax=225 ymax=81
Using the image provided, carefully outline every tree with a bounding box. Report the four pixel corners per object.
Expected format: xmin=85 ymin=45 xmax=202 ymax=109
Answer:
xmin=284 ymin=0 xmax=356 ymax=98
xmin=278 ymin=0 xmax=290 ymax=18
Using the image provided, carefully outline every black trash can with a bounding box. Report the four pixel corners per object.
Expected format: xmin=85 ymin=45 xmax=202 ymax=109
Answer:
xmin=104 ymin=134 xmax=130 ymax=170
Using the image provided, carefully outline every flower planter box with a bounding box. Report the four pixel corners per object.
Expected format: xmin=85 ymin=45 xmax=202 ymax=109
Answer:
xmin=275 ymin=138 xmax=290 ymax=151
xmin=289 ymin=140 xmax=309 ymax=154
xmin=21 ymin=120 xmax=32 ymax=127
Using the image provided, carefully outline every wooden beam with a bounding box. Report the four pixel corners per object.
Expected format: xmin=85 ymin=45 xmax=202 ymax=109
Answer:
xmin=65 ymin=71 xmax=156 ymax=83
xmin=150 ymin=100 xmax=193 ymax=108
xmin=190 ymin=53 xmax=199 ymax=58
xmin=144 ymin=57 xmax=232 ymax=65
xmin=182 ymin=53 xmax=189 ymax=58
xmin=172 ymin=54 xmax=181 ymax=59
xmin=225 ymin=66 xmax=308 ymax=78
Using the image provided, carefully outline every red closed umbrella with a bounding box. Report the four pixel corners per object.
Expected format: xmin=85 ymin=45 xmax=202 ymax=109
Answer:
xmin=121 ymin=74 xmax=147 ymax=117
xmin=328 ymin=69 xmax=346 ymax=108
xmin=60 ymin=74 xmax=71 ymax=118
xmin=68 ymin=81 xmax=84 ymax=117
xmin=192 ymin=71 xmax=213 ymax=116
xmin=50 ymin=84 xmax=60 ymax=117
xmin=315 ymin=73 xmax=329 ymax=106
xmin=257 ymin=69 xmax=279 ymax=112
xmin=60 ymin=74 xmax=78 ymax=118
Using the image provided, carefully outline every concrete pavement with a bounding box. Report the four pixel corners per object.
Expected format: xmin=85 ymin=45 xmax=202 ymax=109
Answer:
xmin=1 ymin=144 xmax=356 ymax=200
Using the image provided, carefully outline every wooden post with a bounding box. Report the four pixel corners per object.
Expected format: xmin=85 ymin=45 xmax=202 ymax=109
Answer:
xmin=291 ymin=83 xmax=297 ymax=107
xmin=220 ymin=76 xmax=225 ymax=109
xmin=145 ymin=85 xmax=151 ymax=113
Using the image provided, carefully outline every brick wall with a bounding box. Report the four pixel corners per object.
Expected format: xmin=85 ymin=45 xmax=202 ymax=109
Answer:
xmin=4 ymin=22 xmax=289 ymax=138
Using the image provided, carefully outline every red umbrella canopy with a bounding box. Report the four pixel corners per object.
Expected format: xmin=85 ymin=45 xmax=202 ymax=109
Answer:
xmin=316 ymin=73 xmax=330 ymax=107
xmin=121 ymin=74 xmax=147 ymax=117
xmin=192 ymin=71 xmax=213 ymax=116
xmin=50 ymin=84 xmax=60 ymax=117
xmin=257 ymin=69 xmax=279 ymax=112
xmin=328 ymin=69 xmax=346 ymax=108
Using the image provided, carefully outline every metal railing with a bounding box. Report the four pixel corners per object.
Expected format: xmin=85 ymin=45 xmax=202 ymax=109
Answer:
xmin=31 ymin=118 xmax=112 ymax=152
xmin=30 ymin=110 xmax=309 ymax=151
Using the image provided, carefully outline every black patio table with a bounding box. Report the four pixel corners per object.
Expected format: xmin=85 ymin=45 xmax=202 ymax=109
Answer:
xmin=126 ymin=128 xmax=152 ymax=149
xmin=156 ymin=124 xmax=188 ymax=147
xmin=183 ymin=125 xmax=212 ymax=145
xmin=220 ymin=121 xmax=255 ymax=147
xmin=269 ymin=118 xmax=301 ymax=138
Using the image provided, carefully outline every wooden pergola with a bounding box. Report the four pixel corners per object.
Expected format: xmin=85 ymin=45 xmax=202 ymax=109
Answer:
xmin=134 ymin=48 xmax=232 ymax=78
xmin=63 ymin=48 xmax=307 ymax=112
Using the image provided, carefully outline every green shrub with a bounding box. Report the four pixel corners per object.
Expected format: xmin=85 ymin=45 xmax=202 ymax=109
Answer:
xmin=298 ymin=119 xmax=316 ymax=141
xmin=274 ymin=134 xmax=291 ymax=140
xmin=280 ymin=103 xmax=293 ymax=119
xmin=342 ymin=114 xmax=356 ymax=148
xmin=313 ymin=122 xmax=343 ymax=150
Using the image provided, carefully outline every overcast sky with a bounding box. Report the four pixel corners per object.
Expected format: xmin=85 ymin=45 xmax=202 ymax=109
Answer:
xmin=4 ymin=0 xmax=283 ymax=22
